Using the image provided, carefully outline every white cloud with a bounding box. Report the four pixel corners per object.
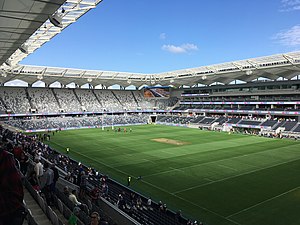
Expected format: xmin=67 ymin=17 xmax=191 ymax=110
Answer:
xmin=162 ymin=43 xmax=198 ymax=54
xmin=159 ymin=33 xmax=167 ymax=40
xmin=280 ymin=0 xmax=300 ymax=11
xmin=273 ymin=25 xmax=300 ymax=46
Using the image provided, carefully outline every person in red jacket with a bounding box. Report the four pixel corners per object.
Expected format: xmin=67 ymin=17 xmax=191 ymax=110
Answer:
xmin=0 ymin=145 xmax=25 ymax=225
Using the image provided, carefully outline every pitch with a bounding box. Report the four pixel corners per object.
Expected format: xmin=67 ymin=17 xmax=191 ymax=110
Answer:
xmin=45 ymin=124 xmax=300 ymax=225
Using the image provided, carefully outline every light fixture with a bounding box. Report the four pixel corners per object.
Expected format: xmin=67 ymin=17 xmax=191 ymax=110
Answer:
xmin=87 ymin=78 xmax=92 ymax=82
xmin=127 ymin=79 xmax=131 ymax=84
xmin=37 ymin=75 xmax=43 ymax=80
xmin=19 ymin=44 xmax=28 ymax=54
xmin=0 ymin=70 xmax=7 ymax=77
xmin=170 ymin=79 xmax=174 ymax=83
xmin=49 ymin=13 xmax=63 ymax=28
xmin=202 ymin=75 xmax=207 ymax=80
xmin=4 ymin=60 xmax=11 ymax=67
xmin=246 ymin=70 xmax=253 ymax=75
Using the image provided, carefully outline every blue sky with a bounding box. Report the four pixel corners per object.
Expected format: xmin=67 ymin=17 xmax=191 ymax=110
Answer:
xmin=21 ymin=0 xmax=300 ymax=74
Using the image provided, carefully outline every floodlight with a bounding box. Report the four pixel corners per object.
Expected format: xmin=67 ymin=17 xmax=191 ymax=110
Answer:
xmin=19 ymin=44 xmax=28 ymax=54
xmin=0 ymin=70 xmax=7 ymax=77
xmin=4 ymin=60 xmax=11 ymax=67
xmin=87 ymin=78 xmax=92 ymax=82
xmin=246 ymin=70 xmax=253 ymax=75
xmin=49 ymin=13 xmax=63 ymax=28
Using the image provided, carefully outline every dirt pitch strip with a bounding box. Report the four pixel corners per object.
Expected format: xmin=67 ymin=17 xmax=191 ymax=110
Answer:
xmin=152 ymin=138 xmax=190 ymax=146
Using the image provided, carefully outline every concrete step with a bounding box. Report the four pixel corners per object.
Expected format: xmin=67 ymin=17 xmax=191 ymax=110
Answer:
xmin=53 ymin=208 xmax=68 ymax=225
xmin=23 ymin=188 xmax=52 ymax=225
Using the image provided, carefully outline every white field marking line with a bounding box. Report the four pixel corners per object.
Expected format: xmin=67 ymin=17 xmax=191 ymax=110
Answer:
xmin=144 ymin=158 xmax=157 ymax=164
xmin=169 ymin=167 xmax=184 ymax=172
xmin=217 ymin=164 xmax=238 ymax=171
xmin=52 ymin=141 xmax=239 ymax=224
xmin=172 ymin=155 xmax=300 ymax=195
xmin=140 ymin=179 xmax=242 ymax=225
xmin=110 ymin=157 xmax=157 ymax=168
xmin=204 ymin=178 xmax=214 ymax=182
xmin=226 ymin=186 xmax=300 ymax=218
xmin=51 ymin=141 xmax=130 ymax=176
xmin=142 ymin=143 xmax=298 ymax=179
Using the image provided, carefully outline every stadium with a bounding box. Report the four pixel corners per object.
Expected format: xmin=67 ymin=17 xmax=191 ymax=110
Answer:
xmin=1 ymin=1 xmax=300 ymax=225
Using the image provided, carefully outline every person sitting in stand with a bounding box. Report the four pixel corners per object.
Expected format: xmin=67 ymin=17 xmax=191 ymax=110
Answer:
xmin=69 ymin=190 xmax=82 ymax=207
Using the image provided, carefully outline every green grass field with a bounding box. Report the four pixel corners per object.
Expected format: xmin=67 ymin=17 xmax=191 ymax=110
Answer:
xmin=45 ymin=124 xmax=300 ymax=225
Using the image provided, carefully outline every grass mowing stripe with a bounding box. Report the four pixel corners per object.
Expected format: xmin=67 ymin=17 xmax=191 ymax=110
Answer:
xmin=139 ymin=174 xmax=243 ymax=225
xmin=226 ymin=186 xmax=300 ymax=218
xmin=143 ymin=141 xmax=300 ymax=179
xmin=44 ymin=125 xmax=300 ymax=225
xmin=49 ymin=139 xmax=134 ymax=178
xmin=172 ymin=154 xmax=300 ymax=194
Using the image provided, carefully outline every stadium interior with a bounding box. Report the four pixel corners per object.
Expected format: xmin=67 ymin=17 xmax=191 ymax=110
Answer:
xmin=1 ymin=1 xmax=300 ymax=225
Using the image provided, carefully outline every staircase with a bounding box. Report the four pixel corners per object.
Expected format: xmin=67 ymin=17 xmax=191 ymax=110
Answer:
xmin=51 ymin=89 xmax=62 ymax=110
xmin=25 ymin=88 xmax=35 ymax=109
xmin=92 ymin=90 xmax=103 ymax=109
xmin=72 ymin=89 xmax=82 ymax=106
xmin=23 ymin=188 xmax=52 ymax=225
xmin=111 ymin=91 xmax=123 ymax=107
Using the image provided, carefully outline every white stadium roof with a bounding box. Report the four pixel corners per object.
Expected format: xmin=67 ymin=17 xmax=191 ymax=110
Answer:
xmin=1 ymin=0 xmax=300 ymax=88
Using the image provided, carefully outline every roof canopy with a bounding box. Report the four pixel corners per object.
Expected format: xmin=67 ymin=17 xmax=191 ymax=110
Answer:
xmin=0 ymin=0 xmax=102 ymax=67
xmin=1 ymin=0 xmax=300 ymax=88
xmin=1 ymin=51 xmax=300 ymax=87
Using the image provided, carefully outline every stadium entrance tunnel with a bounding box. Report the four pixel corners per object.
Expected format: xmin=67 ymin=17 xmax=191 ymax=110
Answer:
xmin=150 ymin=115 xmax=157 ymax=123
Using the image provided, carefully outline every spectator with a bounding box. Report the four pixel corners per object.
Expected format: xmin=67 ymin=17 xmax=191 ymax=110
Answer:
xmin=91 ymin=185 xmax=100 ymax=205
xmin=69 ymin=190 xmax=82 ymax=207
xmin=90 ymin=212 xmax=100 ymax=225
xmin=50 ymin=163 xmax=59 ymax=191
xmin=0 ymin=146 xmax=26 ymax=225
xmin=19 ymin=151 xmax=29 ymax=176
xmin=79 ymin=171 xmax=88 ymax=198
xmin=147 ymin=197 xmax=152 ymax=210
xmin=63 ymin=186 xmax=70 ymax=197
xmin=42 ymin=162 xmax=54 ymax=205
xmin=68 ymin=206 xmax=80 ymax=225
xmin=34 ymin=158 xmax=43 ymax=186
xmin=127 ymin=175 xmax=131 ymax=186
xmin=176 ymin=210 xmax=183 ymax=223
xmin=28 ymin=171 xmax=39 ymax=192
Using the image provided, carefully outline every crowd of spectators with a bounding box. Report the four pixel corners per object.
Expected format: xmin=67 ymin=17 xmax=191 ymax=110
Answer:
xmin=27 ymin=87 xmax=60 ymax=113
xmin=0 ymin=124 xmax=201 ymax=225
xmin=4 ymin=114 xmax=148 ymax=131
xmin=0 ymin=87 xmax=178 ymax=114
xmin=0 ymin=87 xmax=31 ymax=113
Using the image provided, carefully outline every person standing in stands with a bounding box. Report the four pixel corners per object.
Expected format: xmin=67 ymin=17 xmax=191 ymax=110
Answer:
xmin=51 ymin=163 xmax=59 ymax=191
xmin=0 ymin=144 xmax=25 ymax=225
xmin=91 ymin=185 xmax=100 ymax=205
xmin=42 ymin=162 xmax=54 ymax=205
xmin=127 ymin=175 xmax=131 ymax=186
xmin=34 ymin=158 xmax=43 ymax=186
